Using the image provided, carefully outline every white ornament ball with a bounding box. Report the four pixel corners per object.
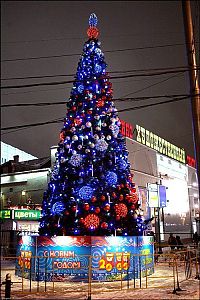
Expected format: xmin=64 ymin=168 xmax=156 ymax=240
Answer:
xmin=94 ymin=134 xmax=99 ymax=140
xmin=96 ymin=126 xmax=101 ymax=131
xmin=77 ymin=145 xmax=82 ymax=150
xmin=72 ymin=150 xmax=77 ymax=154
xmin=85 ymin=149 xmax=90 ymax=153
xmin=94 ymin=115 xmax=100 ymax=120
xmin=90 ymin=143 xmax=95 ymax=148
xmin=71 ymin=127 xmax=76 ymax=132
xmin=106 ymin=135 xmax=111 ymax=140
xmin=111 ymin=118 xmax=116 ymax=123
xmin=86 ymin=122 xmax=92 ymax=128
xmin=84 ymin=135 xmax=89 ymax=140
xmin=72 ymin=135 xmax=78 ymax=141
xmin=102 ymin=123 xmax=107 ymax=127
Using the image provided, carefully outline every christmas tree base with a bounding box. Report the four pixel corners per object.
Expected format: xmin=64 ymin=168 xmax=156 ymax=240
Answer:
xmin=16 ymin=235 xmax=154 ymax=282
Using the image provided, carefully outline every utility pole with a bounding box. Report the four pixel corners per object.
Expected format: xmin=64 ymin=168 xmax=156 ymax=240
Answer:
xmin=182 ymin=0 xmax=200 ymax=196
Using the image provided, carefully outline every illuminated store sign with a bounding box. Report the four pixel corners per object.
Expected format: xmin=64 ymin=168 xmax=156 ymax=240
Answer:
xmin=14 ymin=210 xmax=41 ymax=220
xmin=0 ymin=209 xmax=41 ymax=220
xmin=186 ymin=155 xmax=196 ymax=168
xmin=0 ymin=210 xmax=11 ymax=219
xmin=120 ymin=120 xmax=133 ymax=138
xmin=135 ymin=124 xmax=185 ymax=164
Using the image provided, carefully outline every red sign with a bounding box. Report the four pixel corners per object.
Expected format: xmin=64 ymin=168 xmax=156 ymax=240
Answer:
xmin=186 ymin=155 xmax=196 ymax=168
xmin=120 ymin=120 xmax=134 ymax=138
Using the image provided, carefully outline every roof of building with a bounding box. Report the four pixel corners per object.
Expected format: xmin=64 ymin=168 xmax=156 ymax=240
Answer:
xmin=0 ymin=156 xmax=51 ymax=175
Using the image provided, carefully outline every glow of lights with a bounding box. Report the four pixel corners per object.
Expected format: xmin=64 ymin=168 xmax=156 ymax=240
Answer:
xmin=52 ymin=236 xmax=74 ymax=246
xmin=106 ymin=236 xmax=122 ymax=247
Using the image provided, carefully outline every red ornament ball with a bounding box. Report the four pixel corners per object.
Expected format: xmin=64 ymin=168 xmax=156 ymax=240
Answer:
xmin=112 ymin=192 xmax=117 ymax=199
xmin=87 ymin=27 xmax=99 ymax=39
xmin=91 ymin=196 xmax=97 ymax=203
xmin=84 ymin=203 xmax=90 ymax=211
xmin=84 ymin=214 xmax=100 ymax=229
xmin=100 ymin=195 xmax=106 ymax=201
xmin=101 ymin=222 xmax=108 ymax=229
xmin=95 ymin=207 xmax=101 ymax=214
xmin=119 ymin=194 xmax=124 ymax=201
xmin=79 ymin=217 xmax=85 ymax=224
xmin=116 ymin=214 xmax=120 ymax=221
xmin=71 ymin=205 xmax=77 ymax=212
xmin=114 ymin=203 xmax=128 ymax=218
xmin=104 ymin=204 xmax=110 ymax=212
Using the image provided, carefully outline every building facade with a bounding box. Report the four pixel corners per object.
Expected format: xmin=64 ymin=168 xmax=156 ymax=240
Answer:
xmin=0 ymin=122 xmax=199 ymax=245
xmin=1 ymin=141 xmax=37 ymax=165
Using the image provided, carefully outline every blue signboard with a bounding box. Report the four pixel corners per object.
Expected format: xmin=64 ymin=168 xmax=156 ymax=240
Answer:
xmin=16 ymin=235 xmax=154 ymax=282
xmin=158 ymin=185 xmax=167 ymax=207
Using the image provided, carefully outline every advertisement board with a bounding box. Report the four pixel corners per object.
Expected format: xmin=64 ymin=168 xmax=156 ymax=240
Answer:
xmin=16 ymin=236 xmax=154 ymax=282
xmin=147 ymin=184 xmax=167 ymax=208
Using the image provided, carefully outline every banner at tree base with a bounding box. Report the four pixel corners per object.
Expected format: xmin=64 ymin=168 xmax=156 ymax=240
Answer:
xmin=16 ymin=235 xmax=154 ymax=281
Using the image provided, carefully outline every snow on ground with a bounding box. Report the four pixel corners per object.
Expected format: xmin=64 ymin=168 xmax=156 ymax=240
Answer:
xmin=1 ymin=258 xmax=199 ymax=299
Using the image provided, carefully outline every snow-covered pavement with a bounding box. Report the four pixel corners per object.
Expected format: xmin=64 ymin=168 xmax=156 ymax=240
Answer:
xmin=1 ymin=258 xmax=199 ymax=299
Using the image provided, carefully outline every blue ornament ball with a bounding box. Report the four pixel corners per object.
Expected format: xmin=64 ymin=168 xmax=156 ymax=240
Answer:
xmin=79 ymin=185 xmax=94 ymax=200
xmin=106 ymin=171 xmax=118 ymax=186
xmin=77 ymin=84 xmax=84 ymax=93
xmin=94 ymin=64 xmax=102 ymax=73
xmin=51 ymin=201 xmax=65 ymax=215
xmin=117 ymin=158 xmax=127 ymax=170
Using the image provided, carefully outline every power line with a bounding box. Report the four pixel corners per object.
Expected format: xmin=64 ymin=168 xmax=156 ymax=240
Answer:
xmin=0 ymin=93 xmax=192 ymax=108
xmin=120 ymin=73 xmax=183 ymax=98
xmin=2 ymin=95 xmax=196 ymax=132
xmin=0 ymin=42 xmax=193 ymax=63
xmin=1 ymin=65 xmax=197 ymax=81
xmin=1 ymin=69 xmax=194 ymax=90
xmin=2 ymin=32 xmax=182 ymax=44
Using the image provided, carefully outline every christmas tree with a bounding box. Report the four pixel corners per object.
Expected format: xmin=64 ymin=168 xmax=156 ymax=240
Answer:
xmin=39 ymin=14 xmax=145 ymax=237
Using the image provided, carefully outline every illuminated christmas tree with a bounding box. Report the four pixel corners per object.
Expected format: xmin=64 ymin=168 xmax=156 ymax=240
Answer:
xmin=39 ymin=14 xmax=145 ymax=237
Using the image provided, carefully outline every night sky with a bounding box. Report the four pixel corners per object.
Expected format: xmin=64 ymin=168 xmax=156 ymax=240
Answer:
xmin=1 ymin=1 xmax=199 ymax=159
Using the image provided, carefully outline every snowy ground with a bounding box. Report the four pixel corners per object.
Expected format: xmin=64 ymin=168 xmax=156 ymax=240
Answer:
xmin=1 ymin=258 xmax=199 ymax=299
